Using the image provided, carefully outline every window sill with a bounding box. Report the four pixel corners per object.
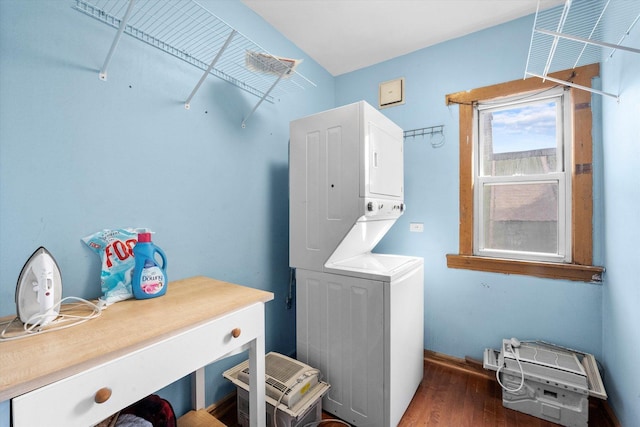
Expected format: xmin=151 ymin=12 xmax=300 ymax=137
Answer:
xmin=446 ymin=254 xmax=604 ymax=283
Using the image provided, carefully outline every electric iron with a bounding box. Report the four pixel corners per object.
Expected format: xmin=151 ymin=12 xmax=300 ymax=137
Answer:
xmin=15 ymin=247 xmax=62 ymax=327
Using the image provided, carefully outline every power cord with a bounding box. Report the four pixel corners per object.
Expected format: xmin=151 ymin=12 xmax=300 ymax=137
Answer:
xmin=302 ymin=419 xmax=352 ymax=427
xmin=0 ymin=296 xmax=102 ymax=341
xmin=272 ymin=369 xmax=320 ymax=427
xmin=496 ymin=339 xmax=525 ymax=393
xmin=286 ymin=268 xmax=295 ymax=310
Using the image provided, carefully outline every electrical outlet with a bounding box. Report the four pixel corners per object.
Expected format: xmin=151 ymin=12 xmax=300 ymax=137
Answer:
xmin=409 ymin=222 xmax=424 ymax=232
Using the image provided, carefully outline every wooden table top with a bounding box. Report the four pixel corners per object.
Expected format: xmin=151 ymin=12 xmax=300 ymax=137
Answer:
xmin=0 ymin=276 xmax=273 ymax=401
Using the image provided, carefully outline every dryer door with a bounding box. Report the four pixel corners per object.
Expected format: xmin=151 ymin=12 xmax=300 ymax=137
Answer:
xmin=367 ymin=121 xmax=403 ymax=198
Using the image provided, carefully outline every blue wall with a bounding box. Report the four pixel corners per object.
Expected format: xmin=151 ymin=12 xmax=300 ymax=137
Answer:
xmin=601 ymin=26 xmax=640 ymax=427
xmin=0 ymin=0 xmax=333 ymax=419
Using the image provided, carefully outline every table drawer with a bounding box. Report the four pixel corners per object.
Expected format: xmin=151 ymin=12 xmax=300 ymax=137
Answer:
xmin=12 ymin=303 xmax=264 ymax=427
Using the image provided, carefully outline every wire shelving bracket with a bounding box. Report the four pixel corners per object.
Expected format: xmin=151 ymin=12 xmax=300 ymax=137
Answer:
xmin=525 ymin=0 xmax=640 ymax=100
xmin=73 ymin=0 xmax=316 ymax=127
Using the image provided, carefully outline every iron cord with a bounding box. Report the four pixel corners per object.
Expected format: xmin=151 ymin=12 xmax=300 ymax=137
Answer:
xmin=0 ymin=296 xmax=102 ymax=341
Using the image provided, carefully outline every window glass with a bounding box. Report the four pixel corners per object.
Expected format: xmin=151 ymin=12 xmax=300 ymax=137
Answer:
xmin=479 ymin=100 xmax=559 ymax=177
xmin=481 ymin=181 xmax=559 ymax=254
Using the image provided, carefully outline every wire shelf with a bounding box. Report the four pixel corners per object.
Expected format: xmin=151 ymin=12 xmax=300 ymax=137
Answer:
xmin=526 ymin=0 xmax=640 ymax=99
xmin=73 ymin=0 xmax=315 ymax=108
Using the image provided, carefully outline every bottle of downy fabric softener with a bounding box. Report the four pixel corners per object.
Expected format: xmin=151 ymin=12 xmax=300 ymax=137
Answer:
xmin=132 ymin=229 xmax=168 ymax=299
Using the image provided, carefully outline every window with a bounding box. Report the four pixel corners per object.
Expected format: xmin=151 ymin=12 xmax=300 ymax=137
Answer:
xmin=445 ymin=64 xmax=604 ymax=282
xmin=475 ymin=88 xmax=570 ymax=263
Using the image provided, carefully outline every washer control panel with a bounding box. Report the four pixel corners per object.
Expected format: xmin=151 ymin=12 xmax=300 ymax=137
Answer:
xmin=364 ymin=198 xmax=405 ymax=218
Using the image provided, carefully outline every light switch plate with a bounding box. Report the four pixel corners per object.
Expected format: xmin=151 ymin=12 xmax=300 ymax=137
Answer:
xmin=379 ymin=77 xmax=405 ymax=109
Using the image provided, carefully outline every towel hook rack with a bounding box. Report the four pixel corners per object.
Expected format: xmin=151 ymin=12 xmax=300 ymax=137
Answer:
xmin=404 ymin=125 xmax=445 ymax=148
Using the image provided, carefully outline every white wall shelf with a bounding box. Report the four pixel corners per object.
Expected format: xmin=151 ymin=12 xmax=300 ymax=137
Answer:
xmin=526 ymin=0 xmax=640 ymax=100
xmin=73 ymin=0 xmax=316 ymax=127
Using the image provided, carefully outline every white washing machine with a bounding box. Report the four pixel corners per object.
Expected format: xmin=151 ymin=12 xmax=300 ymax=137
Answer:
xmin=296 ymin=254 xmax=423 ymax=426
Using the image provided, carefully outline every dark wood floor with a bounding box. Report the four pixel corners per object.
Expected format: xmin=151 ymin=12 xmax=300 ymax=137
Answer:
xmin=217 ymin=355 xmax=617 ymax=427
xmin=393 ymin=357 xmax=615 ymax=427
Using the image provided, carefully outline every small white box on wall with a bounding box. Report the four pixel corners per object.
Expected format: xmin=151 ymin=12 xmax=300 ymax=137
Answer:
xmin=379 ymin=77 xmax=405 ymax=108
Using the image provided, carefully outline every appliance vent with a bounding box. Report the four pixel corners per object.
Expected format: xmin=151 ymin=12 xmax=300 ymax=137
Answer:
xmin=237 ymin=352 xmax=319 ymax=408
xmin=265 ymin=352 xmax=306 ymax=383
xmin=241 ymin=354 xmax=304 ymax=396
xmin=266 ymin=377 xmax=291 ymax=396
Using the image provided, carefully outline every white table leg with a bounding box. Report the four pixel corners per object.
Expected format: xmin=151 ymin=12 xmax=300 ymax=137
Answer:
xmin=192 ymin=367 xmax=206 ymax=410
xmin=248 ymin=308 xmax=266 ymax=427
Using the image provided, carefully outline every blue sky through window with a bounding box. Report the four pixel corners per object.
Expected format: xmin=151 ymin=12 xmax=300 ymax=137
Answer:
xmin=491 ymin=101 xmax=557 ymax=153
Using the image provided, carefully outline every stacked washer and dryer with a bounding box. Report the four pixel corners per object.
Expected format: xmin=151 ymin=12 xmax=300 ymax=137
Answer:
xmin=289 ymin=101 xmax=424 ymax=426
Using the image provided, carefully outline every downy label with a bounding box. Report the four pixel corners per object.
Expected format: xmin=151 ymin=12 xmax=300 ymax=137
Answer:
xmin=140 ymin=265 xmax=165 ymax=295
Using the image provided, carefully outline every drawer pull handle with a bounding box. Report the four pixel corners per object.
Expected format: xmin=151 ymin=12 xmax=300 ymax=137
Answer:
xmin=95 ymin=387 xmax=112 ymax=404
xmin=231 ymin=328 xmax=242 ymax=338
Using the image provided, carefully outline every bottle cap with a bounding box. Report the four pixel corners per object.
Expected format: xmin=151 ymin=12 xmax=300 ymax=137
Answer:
xmin=137 ymin=232 xmax=152 ymax=243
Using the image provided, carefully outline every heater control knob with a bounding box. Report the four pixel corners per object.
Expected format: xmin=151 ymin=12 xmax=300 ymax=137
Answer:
xmin=367 ymin=202 xmax=374 ymax=212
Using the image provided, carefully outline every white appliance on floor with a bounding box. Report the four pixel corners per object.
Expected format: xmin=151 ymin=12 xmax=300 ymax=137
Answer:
xmin=289 ymin=101 xmax=424 ymax=426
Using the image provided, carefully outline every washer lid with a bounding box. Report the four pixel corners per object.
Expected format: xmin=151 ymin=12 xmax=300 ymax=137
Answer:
xmin=325 ymin=253 xmax=422 ymax=281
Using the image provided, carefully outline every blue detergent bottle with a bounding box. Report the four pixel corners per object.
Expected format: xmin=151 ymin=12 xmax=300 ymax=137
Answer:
xmin=132 ymin=230 xmax=168 ymax=299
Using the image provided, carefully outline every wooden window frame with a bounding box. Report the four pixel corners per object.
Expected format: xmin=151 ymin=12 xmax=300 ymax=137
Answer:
xmin=445 ymin=63 xmax=604 ymax=282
